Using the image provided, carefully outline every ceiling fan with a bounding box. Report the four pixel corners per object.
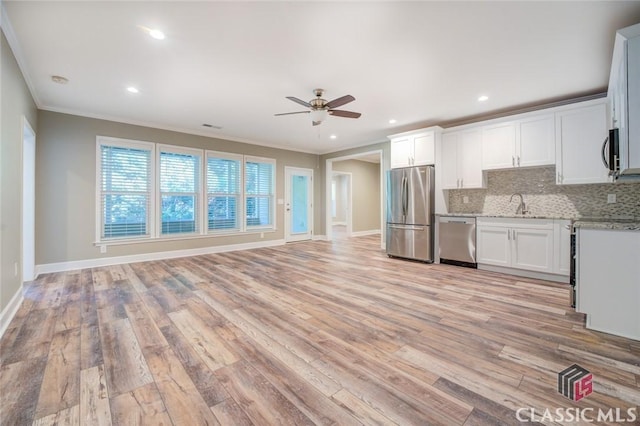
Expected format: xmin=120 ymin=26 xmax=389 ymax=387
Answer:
xmin=275 ymin=89 xmax=362 ymax=126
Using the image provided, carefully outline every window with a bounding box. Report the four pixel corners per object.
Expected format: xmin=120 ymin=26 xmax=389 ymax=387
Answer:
xmin=245 ymin=156 xmax=275 ymax=229
xmin=96 ymin=137 xmax=277 ymax=243
xmin=159 ymin=146 xmax=201 ymax=235
xmin=206 ymin=152 xmax=241 ymax=231
xmin=98 ymin=138 xmax=154 ymax=240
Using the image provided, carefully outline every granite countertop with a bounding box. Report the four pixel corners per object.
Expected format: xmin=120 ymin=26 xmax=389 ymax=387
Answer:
xmin=436 ymin=213 xmax=640 ymax=231
xmin=435 ymin=212 xmax=575 ymax=220
xmin=573 ymin=219 xmax=640 ymax=231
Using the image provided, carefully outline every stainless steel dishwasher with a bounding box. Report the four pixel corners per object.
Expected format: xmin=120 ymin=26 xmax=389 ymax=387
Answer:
xmin=438 ymin=216 xmax=477 ymax=268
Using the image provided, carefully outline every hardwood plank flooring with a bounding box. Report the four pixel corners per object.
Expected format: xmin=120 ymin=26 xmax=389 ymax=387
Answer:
xmin=1 ymin=235 xmax=639 ymax=425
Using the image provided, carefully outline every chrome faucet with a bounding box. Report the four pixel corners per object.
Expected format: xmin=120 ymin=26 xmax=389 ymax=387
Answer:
xmin=510 ymin=193 xmax=528 ymax=215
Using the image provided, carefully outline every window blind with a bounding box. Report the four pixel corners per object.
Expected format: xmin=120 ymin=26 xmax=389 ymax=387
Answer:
xmin=100 ymin=144 xmax=152 ymax=239
xmin=207 ymin=154 xmax=241 ymax=231
xmin=245 ymin=158 xmax=275 ymax=228
xmin=159 ymin=150 xmax=201 ymax=235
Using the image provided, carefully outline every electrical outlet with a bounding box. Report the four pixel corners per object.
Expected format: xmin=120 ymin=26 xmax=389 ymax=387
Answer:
xmin=14 ymin=262 xmax=18 ymax=277
xmin=260 ymin=232 xmax=264 ymax=239
xmin=100 ymin=245 xmax=107 ymax=254
xmin=607 ymin=194 xmax=616 ymax=204
xmin=463 ymin=196 xmax=469 ymax=204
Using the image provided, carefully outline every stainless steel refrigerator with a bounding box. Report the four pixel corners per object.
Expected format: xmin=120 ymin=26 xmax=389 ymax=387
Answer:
xmin=386 ymin=165 xmax=434 ymax=262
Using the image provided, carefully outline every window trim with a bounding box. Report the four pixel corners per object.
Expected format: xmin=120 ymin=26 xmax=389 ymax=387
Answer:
xmin=156 ymin=144 xmax=204 ymax=238
xmin=244 ymin=155 xmax=277 ymax=231
xmin=95 ymin=137 xmax=278 ymax=245
xmin=205 ymin=150 xmax=244 ymax=234
xmin=95 ymin=136 xmax=156 ymax=243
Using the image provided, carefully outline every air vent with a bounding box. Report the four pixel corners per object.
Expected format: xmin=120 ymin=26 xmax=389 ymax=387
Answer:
xmin=202 ymin=123 xmax=222 ymax=130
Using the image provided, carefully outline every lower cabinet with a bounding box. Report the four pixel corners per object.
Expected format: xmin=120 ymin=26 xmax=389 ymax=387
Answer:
xmin=477 ymin=217 xmax=569 ymax=277
xmin=477 ymin=218 xmax=554 ymax=273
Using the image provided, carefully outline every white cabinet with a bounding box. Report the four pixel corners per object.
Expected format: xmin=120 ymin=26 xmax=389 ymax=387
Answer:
xmin=555 ymin=102 xmax=611 ymax=184
xmin=441 ymin=129 xmax=485 ymax=189
xmin=553 ymin=220 xmax=571 ymax=276
xmin=482 ymin=114 xmax=555 ymax=170
xmin=477 ymin=218 xmax=554 ymax=274
xmin=389 ymin=128 xmax=438 ymax=168
xmin=577 ymin=228 xmax=640 ymax=340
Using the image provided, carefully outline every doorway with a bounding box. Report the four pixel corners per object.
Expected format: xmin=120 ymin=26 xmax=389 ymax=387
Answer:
xmin=284 ymin=167 xmax=313 ymax=242
xmin=22 ymin=117 xmax=36 ymax=282
xmin=331 ymin=172 xmax=352 ymax=238
xmin=325 ymin=149 xmax=384 ymax=248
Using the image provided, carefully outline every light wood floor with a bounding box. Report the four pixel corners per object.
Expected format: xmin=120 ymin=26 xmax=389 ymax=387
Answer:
xmin=1 ymin=235 xmax=639 ymax=425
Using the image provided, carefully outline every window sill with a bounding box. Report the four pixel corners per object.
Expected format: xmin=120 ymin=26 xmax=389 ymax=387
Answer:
xmin=95 ymin=228 xmax=276 ymax=247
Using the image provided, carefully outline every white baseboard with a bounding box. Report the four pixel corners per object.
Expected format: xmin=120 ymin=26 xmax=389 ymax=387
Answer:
xmin=351 ymin=229 xmax=381 ymax=237
xmin=312 ymin=234 xmax=327 ymax=241
xmin=35 ymin=239 xmax=286 ymax=276
xmin=478 ymin=264 xmax=569 ymax=284
xmin=0 ymin=284 xmax=24 ymax=339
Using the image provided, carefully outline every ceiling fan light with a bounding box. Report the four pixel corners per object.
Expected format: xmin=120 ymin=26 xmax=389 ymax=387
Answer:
xmin=310 ymin=109 xmax=329 ymax=123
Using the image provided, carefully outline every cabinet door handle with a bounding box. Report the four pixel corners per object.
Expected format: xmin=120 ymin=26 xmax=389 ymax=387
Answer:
xmin=512 ymin=230 xmax=516 ymax=241
xmin=557 ymin=172 xmax=562 ymax=183
xmin=460 ymin=178 xmax=463 ymax=188
xmin=512 ymin=156 xmax=515 ymax=167
xmin=517 ymin=156 xmax=521 ymax=166
xmin=507 ymin=229 xmax=511 ymax=240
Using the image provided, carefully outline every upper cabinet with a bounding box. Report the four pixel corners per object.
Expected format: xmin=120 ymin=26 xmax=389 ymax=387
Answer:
xmin=389 ymin=128 xmax=440 ymax=168
xmin=555 ymin=101 xmax=610 ymax=185
xmin=441 ymin=129 xmax=485 ymax=189
xmin=482 ymin=114 xmax=555 ymax=170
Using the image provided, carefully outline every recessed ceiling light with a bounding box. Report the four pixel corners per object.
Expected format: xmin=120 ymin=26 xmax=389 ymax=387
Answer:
xmin=389 ymin=119 xmax=397 ymax=124
xmin=148 ymin=29 xmax=165 ymax=40
xmin=478 ymin=95 xmax=489 ymax=102
xmin=51 ymin=75 xmax=69 ymax=84
xmin=330 ymin=135 xmax=337 ymax=139
xmin=138 ymin=25 xmax=166 ymax=40
xmin=127 ymin=87 xmax=139 ymax=94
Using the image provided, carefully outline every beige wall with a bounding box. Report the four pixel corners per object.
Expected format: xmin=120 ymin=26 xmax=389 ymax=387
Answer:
xmin=35 ymin=111 xmax=321 ymax=265
xmin=332 ymin=159 xmax=381 ymax=233
xmin=1 ymin=30 xmax=38 ymax=312
xmin=332 ymin=174 xmax=348 ymax=223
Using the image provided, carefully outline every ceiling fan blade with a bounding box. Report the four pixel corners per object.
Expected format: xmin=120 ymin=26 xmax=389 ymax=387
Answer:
xmin=312 ymin=121 xmax=322 ymax=126
xmin=329 ymin=109 xmax=361 ymax=119
xmin=286 ymin=96 xmax=312 ymax=108
xmin=274 ymin=111 xmax=310 ymax=116
xmin=326 ymin=95 xmax=355 ymax=109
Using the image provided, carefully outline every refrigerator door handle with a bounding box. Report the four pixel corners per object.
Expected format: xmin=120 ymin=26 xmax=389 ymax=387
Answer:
xmin=389 ymin=224 xmax=425 ymax=231
xmin=401 ymin=175 xmax=408 ymax=221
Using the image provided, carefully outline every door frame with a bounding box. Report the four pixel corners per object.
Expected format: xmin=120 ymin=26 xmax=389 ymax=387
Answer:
xmin=325 ymin=149 xmax=384 ymax=248
xmin=331 ymin=171 xmax=352 ymax=237
xmin=284 ymin=166 xmax=314 ymax=242
xmin=22 ymin=116 xmax=36 ymax=282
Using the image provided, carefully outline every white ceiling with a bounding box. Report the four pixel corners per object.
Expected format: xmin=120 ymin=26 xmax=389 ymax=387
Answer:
xmin=4 ymin=2 xmax=640 ymax=154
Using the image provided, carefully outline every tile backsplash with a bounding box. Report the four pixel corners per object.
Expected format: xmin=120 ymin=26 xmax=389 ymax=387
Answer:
xmin=448 ymin=166 xmax=640 ymax=218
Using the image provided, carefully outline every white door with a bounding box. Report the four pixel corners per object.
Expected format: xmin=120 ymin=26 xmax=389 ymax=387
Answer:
xmin=555 ymin=103 xmax=609 ymax=184
xmin=390 ymin=137 xmax=412 ymax=168
xmin=511 ymin=228 xmax=554 ymax=273
xmin=476 ymin=226 xmax=511 ymax=267
xmin=441 ymin=133 xmax=459 ymax=189
xmin=285 ymin=167 xmax=313 ymax=242
xmin=482 ymin=122 xmax=516 ymax=170
xmin=518 ymin=114 xmax=555 ymax=167
xmin=459 ymin=129 xmax=484 ymax=188
xmin=412 ymin=132 xmax=435 ymax=165
xmin=22 ymin=118 xmax=36 ymax=282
